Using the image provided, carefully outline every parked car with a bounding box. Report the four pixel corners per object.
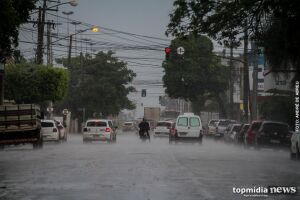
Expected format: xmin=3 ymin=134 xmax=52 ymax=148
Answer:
xmin=291 ymin=131 xmax=300 ymax=159
xmin=224 ymin=124 xmax=241 ymax=142
xmin=244 ymin=121 xmax=262 ymax=146
xmin=169 ymin=113 xmax=203 ymax=142
xmin=41 ymin=120 xmax=60 ymax=142
xmin=235 ymin=124 xmax=250 ymax=144
xmin=206 ymin=119 xmax=219 ymax=136
xmin=215 ymin=119 xmax=237 ymax=137
xmin=83 ymin=119 xmax=117 ymax=143
xmin=255 ymin=121 xmax=291 ymax=147
xmin=122 ymin=122 xmax=136 ymax=132
xmin=153 ymin=121 xmax=174 ymax=137
xmin=54 ymin=120 xmax=67 ymax=141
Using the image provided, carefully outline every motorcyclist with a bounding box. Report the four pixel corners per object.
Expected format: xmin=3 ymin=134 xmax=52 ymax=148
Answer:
xmin=138 ymin=118 xmax=150 ymax=138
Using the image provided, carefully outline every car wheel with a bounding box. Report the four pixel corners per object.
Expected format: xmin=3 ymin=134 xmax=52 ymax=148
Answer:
xmin=244 ymin=138 xmax=250 ymax=149
xmin=254 ymin=137 xmax=261 ymax=150
xmin=296 ymin=143 xmax=300 ymax=159
xmin=0 ymin=145 xmax=4 ymax=150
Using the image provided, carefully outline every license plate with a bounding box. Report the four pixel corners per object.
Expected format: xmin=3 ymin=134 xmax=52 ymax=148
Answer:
xmin=179 ymin=132 xmax=187 ymax=135
xmin=270 ymin=139 xmax=280 ymax=144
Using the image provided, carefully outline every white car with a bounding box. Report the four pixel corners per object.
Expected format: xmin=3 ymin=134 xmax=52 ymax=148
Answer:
xmin=170 ymin=113 xmax=203 ymax=142
xmin=41 ymin=120 xmax=60 ymax=142
xmin=291 ymin=131 xmax=300 ymax=159
xmin=206 ymin=119 xmax=219 ymax=136
xmin=215 ymin=119 xmax=237 ymax=137
xmin=154 ymin=121 xmax=174 ymax=137
xmin=83 ymin=119 xmax=116 ymax=143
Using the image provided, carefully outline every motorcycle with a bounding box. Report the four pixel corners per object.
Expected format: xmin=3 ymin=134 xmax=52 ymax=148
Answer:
xmin=139 ymin=129 xmax=150 ymax=140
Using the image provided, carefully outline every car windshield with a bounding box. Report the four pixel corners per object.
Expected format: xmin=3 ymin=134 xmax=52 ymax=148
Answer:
xmin=208 ymin=120 xmax=218 ymax=126
xmin=232 ymin=125 xmax=241 ymax=132
xmin=41 ymin=122 xmax=54 ymax=127
xmin=124 ymin=122 xmax=133 ymax=126
xmin=262 ymin=123 xmax=289 ymax=133
xmin=218 ymin=120 xmax=230 ymax=126
xmin=86 ymin=121 xmax=107 ymax=127
xmin=157 ymin=122 xmax=171 ymax=127
xmin=251 ymin=122 xmax=262 ymax=131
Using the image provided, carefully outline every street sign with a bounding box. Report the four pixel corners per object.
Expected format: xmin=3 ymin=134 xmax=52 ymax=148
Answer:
xmin=177 ymin=47 xmax=185 ymax=55
xmin=62 ymin=109 xmax=69 ymax=115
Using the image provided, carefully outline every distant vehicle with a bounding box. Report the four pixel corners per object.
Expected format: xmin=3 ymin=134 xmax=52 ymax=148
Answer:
xmin=215 ymin=119 xmax=237 ymax=137
xmin=83 ymin=119 xmax=116 ymax=143
xmin=290 ymin=131 xmax=300 ymax=159
xmin=255 ymin=121 xmax=291 ymax=148
xmin=122 ymin=122 xmax=136 ymax=132
xmin=169 ymin=113 xmax=203 ymax=142
xmin=0 ymin=104 xmax=43 ymax=149
xmin=54 ymin=120 xmax=67 ymax=141
xmin=224 ymin=124 xmax=241 ymax=142
xmin=235 ymin=124 xmax=250 ymax=144
xmin=144 ymin=107 xmax=160 ymax=129
xmin=153 ymin=121 xmax=174 ymax=137
xmin=41 ymin=120 xmax=60 ymax=142
xmin=206 ymin=119 xmax=219 ymax=136
xmin=244 ymin=121 xmax=262 ymax=146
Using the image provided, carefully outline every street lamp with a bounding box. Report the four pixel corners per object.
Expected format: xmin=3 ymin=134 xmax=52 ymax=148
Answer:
xmin=67 ymin=26 xmax=99 ymax=66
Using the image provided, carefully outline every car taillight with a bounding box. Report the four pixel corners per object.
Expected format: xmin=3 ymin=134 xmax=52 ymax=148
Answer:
xmin=105 ymin=127 xmax=111 ymax=132
xmin=53 ymin=128 xmax=57 ymax=132
xmin=83 ymin=127 xmax=88 ymax=132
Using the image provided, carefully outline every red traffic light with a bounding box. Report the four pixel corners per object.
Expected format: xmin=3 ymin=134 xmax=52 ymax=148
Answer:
xmin=165 ymin=47 xmax=171 ymax=54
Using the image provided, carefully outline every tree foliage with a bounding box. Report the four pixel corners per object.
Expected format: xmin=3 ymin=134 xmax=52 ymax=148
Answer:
xmin=162 ymin=35 xmax=229 ymax=117
xmin=5 ymin=64 xmax=69 ymax=104
xmin=166 ymin=0 xmax=300 ymax=76
xmin=56 ymin=51 xmax=136 ymax=119
xmin=259 ymin=95 xmax=294 ymax=129
xmin=0 ymin=0 xmax=36 ymax=53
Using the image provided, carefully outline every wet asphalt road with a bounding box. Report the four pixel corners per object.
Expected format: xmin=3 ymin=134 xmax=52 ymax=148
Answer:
xmin=0 ymin=131 xmax=300 ymax=200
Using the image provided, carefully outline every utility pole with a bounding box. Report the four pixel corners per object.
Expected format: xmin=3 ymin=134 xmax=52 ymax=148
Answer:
xmin=36 ymin=0 xmax=47 ymax=64
xmin=229 ymin=41 xmax=234 ymax=119
xmin=46 ymin=22 xmax=53 ymax=65
xmin=243 ymin=28 xmax=250 ymax=123
xmin=252 ymin=42 xmax=259 ymax=120
xmin=67 ymin=35 xmax=73 ymax=67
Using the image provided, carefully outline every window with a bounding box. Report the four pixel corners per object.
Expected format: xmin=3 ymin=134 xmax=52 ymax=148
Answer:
xmin=108 ymin=121 xmax=113 ymax=127
xmin=190 ymin=117 xmax=200 ymax=127
xmin=41 ymin=122 xmax=54 ymax=127
xmin=177 ymin=117 xmax=188 ymax=126
xmin=208 ymin=120 xmax=218 ymax=126
xmin=157 ymin=122 xmax=171 ymax=127
xmin=86 ymin=121 xmax=107 ymax=127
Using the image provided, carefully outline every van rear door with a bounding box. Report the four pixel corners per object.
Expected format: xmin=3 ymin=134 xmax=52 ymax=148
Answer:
xmin=189 ymin=116 xmax=201 ymax=137
xmin=176 ymin=117 xmax=189 ymax=137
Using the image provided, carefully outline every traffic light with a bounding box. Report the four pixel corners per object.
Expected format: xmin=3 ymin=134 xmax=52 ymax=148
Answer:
xmin=165 ymin=47 xmax=171 ymax=60
xmin=141 ymin=89 xmax=147 ymax=97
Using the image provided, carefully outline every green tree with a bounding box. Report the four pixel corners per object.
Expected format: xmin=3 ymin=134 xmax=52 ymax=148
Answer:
xmin=56 ymin=51 xmax=136 ymax=119
xmin=259 ymin=95 xmax=294 ymax=129
xmin=162 ymin=35 xmax=229 ymax=117
xmin=4 ymin=64 xmax=68 ymax=103
xmin=166 ymin=0 xmax=300 ymax=80
xmin=0 ymin=0 xmax=36 ymax=53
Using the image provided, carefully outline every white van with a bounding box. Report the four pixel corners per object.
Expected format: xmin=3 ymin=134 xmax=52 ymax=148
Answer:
xmin=170 ymin=113 xmax=203 ymax=141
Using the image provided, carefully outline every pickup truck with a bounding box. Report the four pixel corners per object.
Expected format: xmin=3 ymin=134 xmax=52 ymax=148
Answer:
xmin=0 ymin=104 xmax=43 ymax=149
